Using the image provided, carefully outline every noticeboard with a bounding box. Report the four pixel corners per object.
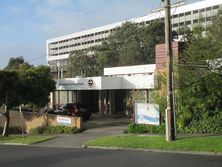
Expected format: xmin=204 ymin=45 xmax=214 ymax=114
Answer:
xmin=134 ymin=103 xmax=160 ymax=125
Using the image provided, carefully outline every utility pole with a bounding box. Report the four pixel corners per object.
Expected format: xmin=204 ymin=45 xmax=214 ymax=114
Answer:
xmin=162 ymin=0 xmax=175 ymax=141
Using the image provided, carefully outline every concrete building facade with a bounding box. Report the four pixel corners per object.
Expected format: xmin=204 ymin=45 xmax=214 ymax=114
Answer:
xmin=52 ymin=64 xmax=156 ymax=114
xmin=46 ymin=0 xmax=222 ymax=74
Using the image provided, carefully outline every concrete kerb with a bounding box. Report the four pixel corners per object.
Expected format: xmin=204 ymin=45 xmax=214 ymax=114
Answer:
xmin=83 ymin=145 xmax=222 ymax=157
xmin=0 ymin=143 xmax=28 ymax=146
xmin=1 ymin=141 xmax=222 ymax=157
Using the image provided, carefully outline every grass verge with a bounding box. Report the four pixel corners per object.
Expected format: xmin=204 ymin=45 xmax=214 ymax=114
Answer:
xmin=0 ymin=135 xmax=55 ymax=145
xmin=85 ymin=135 xmax=222 ymax=153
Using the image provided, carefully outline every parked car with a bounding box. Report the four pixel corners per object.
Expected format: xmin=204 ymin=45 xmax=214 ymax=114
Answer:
xmin=51 ymin=103 xmax=91 ymax=121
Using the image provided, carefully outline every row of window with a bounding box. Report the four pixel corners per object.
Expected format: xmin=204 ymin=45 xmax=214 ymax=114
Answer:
xmin=49 ymin=4 xmax=221 ymax=50
xmin=172 ymin=5 xmax=220 ymax=19
xmin=52 ymin=9 xmax=216 ymax=51
xmin=139 ymin=18 xmax=163 ymax=26
xmin=50 ymin=29 xmax=113 ymax=45
xmin=50 ymin=37 xmax=108 ymax=52
xmin=172 ymin=16 xmax=213 ymax=28
xmin=51 ymin=15 xmax=216 ymax=52
xmin=52 ymin=19 xmax=158 ymax=49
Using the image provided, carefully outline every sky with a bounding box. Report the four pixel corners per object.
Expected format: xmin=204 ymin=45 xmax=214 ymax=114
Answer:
xmin=0 ymin=0 xmax=199 ymax=69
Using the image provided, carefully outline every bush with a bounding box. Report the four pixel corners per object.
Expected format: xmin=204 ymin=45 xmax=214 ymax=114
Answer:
xmin=176 ymin=108 xmax=222 ymax=134
xmin=127 ymin=123 xmax=165 ymax=134
xmin=0 ymin=127 xmax=23 ymax=134
xmin=29 ymin=125 xmax=82 ymax=135
xmin=181 ymin=113 xmax=222 ymax=134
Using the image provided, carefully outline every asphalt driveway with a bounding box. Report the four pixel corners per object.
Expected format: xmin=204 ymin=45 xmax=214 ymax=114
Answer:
xmin=35 ymin=114 xmax=130 ymax=148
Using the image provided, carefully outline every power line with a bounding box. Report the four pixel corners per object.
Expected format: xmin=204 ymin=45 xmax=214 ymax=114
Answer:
xmin=26 ymin=54 xmax=46 ymax=63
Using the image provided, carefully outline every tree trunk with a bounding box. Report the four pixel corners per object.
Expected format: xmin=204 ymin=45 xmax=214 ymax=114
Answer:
xmin=2 ymin=109 xmax=10 ymax=137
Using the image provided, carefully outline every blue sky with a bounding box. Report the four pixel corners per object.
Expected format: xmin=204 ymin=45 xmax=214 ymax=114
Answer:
xmin=0 ymin=0 xmax=199 ymax=69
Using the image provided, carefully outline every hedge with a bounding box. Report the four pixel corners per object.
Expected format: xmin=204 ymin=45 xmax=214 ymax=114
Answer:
xmin=29 ymin=125 xmax=83 ymax=135
xmin=127 ymin=123 xmax=165 ymax=134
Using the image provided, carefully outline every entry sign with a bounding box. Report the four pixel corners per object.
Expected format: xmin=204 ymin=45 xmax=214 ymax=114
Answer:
xmin=134 ymin=103 xmax=160 ymax=125
xmin=57 ymin=116 xmax=71 ymax=126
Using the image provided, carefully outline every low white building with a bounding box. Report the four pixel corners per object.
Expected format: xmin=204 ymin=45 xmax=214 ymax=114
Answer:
xmin=51 ymin=64 xmax=157 ymax=114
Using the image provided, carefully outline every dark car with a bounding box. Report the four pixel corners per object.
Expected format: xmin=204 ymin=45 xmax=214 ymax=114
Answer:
xmin=53 ymin=103 xmax=91 ymax=121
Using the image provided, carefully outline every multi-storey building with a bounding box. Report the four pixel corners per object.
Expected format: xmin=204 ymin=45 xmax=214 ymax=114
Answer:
xmin=46 ymin=0 xmax=222 ymax=76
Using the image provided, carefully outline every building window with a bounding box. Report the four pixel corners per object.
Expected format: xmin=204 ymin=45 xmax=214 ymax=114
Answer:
xmin=206 ymin=7 xmax=211 ymax=11
xmin=173 ymin=14 xmax=178 ymax=18
xmin=179 ymin=22 xmax=185 ymax=26
xmin=213 ymin=5 xmax=220 ymax=9
xmin=193 ymin=10 xmax=198 ymax=14
xmin=200 ymin=8 xmax=205 ymax=12
xmin=179 ymin=13 xmax=184 ymax=17
xmin=185 ymin=12 xmax=191 ymax=16
xmin=185 ymin=21 xmax=191 ymax=25
xmin=139 ymin=22 xmax=145 ymax=26
xmin=173 ymin=23 xmax=178 ymax=27
xmin=146 ymin=21 xmax=150 ymax=24
xmin=193 ymin=19 xmax=199 ymax=24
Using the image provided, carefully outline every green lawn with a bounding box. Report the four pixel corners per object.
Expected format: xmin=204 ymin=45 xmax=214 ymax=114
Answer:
xmin=85 ymin=135 xmax=222 ymax=153
xmin=0 ymin=135 xmax=55 ymax=145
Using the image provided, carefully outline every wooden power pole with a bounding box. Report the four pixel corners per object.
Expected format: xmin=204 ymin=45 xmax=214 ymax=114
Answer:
xmin=162 ymin=0 xmax=176 ymax=141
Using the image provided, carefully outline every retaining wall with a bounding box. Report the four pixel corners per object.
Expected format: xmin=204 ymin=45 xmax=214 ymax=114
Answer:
xmin=0 ymin=111 xmax=82 ymax=133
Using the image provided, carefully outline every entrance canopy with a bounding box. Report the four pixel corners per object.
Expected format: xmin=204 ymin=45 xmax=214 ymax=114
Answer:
xmin=56 ymin=64 xmax=157 ymax=91
xmin=57 ymin=75 xmax=155 ymax=90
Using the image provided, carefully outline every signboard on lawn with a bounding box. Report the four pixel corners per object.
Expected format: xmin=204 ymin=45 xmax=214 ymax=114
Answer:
xmin=134 ymin=103 xmax=160 ymax=125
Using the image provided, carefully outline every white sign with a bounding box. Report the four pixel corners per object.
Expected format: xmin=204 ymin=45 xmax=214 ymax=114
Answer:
xmin=134 ymin=103 xmax=160 ymax=125
xmin=57 ymin=77 xmax=99 ymax=90
xmin=57 ymin=116 xmax=71 ymax=125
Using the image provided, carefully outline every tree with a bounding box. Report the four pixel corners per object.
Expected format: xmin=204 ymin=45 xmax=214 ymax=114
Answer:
xmin=4 ymin=56 xmax=31 ymax=71
xmin=67 ymin=21 xmax=165 ymax=77
xmin=68 ymin=50 xmax=98 ymax=77
xmin=0 ymin=71 xmax=20 ymax=136
xmin=138 ymin=21 xmax=165 ymax=64
xmin=94 ymin=21 xmax=165 ymax=73
xmin=18 ymin=64 xmax=56 ymax=109
xmin=93 ymin=42 xmax=120 ymax=75
xmin=176 ymin=11 xmax=222 ymax=133
xmin=0 ymin=59 xmax=56 ymax=136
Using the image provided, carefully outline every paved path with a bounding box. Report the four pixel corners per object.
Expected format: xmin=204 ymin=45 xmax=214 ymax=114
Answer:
xmin=35 ymin=114 xmax=130 ymax=148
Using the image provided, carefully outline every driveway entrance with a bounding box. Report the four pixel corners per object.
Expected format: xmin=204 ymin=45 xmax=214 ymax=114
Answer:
xmin=83 ymin=113 xmax=131 ymax=130
xmin=35 ymin=114 xmax=131 ymax=148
